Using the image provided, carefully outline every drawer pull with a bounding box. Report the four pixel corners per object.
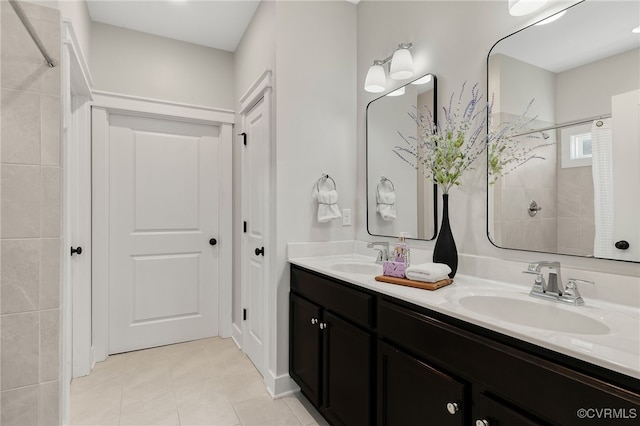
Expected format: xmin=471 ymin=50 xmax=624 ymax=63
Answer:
xmin=446 ymin=402 xmax=459 ymax=414
xmin=475 ymin=420 xmax=490 ymax=426
xmin=319 ymin=322 xmax=328 ymax=330
xmin=311 ymin=318 xmax=318 ymax=325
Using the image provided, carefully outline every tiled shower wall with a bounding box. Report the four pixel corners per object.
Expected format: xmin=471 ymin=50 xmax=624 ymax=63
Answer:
xmin=0 ymin=2 xmax=62 ymax=425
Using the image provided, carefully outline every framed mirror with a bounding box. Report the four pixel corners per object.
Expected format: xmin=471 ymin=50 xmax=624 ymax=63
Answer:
xmin=487 ymin=0 xmax=640 ymax=262
xmin=366 ymin=73 xmax=437 ymax=240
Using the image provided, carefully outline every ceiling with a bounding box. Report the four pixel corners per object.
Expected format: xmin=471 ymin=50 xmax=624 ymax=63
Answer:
xmin=87 ymin=0 xmax=261 ymax=52
xmin=492 ymin=0 xmax=640 ymax=73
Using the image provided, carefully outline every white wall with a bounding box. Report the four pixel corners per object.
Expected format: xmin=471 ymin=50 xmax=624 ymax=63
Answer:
xmin=556 ymin=48 xmax=640 ymax=124
xmin=58 ymin=0 xmax=91 ymax=61
xmin=232 ymin=0 xmax=276 ymax=339
xmin=356 ymin=0 xmax=640 ymax=278
xmin=274 ymin=0 xmax=357 ymax=385
xmin=90 ymin=22 xmax=235 ymax=108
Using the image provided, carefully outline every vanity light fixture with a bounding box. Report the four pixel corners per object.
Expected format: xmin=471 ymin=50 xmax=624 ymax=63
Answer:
xmin=364 ymin=43 xmax=414 ymax=93
xmin=508 ymin=0 xmax=547 ymax=16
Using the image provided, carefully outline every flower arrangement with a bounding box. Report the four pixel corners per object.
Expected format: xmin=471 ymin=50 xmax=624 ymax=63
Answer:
xmin=393 ymin=82 xmax=554 ymax=192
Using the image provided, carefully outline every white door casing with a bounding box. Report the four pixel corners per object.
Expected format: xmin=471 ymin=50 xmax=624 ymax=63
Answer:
xmin=62 ymin=19 xmax=94 ymax=426
xmin=92 ymin=92 xmax=234 ymax=362
xmin=108 ymin=114 xmax=220 ymax=353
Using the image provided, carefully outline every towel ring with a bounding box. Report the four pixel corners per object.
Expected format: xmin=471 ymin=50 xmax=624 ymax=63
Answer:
xmin=377 ymin=176 xmax=395 ymax=192
xmin=316 ymin=174 xmax=337 ymax=192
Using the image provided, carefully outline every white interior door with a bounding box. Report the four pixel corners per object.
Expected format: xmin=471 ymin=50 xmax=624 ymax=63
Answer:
xmin=242 ymin=97 xmax=268 ymax=375
xmin=108 ymin=113 xmax=220 ymax=354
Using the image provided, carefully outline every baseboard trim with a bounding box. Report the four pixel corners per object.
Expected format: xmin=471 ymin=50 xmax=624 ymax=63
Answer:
xmin=265 ymin=370 xmax=300 ymax=399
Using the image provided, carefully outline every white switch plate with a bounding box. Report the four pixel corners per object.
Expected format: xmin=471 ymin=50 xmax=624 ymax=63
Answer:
xmin=342 ymin=209 xmax=352 ymax=226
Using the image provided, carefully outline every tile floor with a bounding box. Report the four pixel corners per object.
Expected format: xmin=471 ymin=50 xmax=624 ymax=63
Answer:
xmin=70 ymin=337 xmax=328 ymax=426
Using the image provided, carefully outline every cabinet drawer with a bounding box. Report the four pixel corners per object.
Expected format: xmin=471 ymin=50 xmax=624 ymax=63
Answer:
xmin=291 ymin=266 xmax=374 ymax=328
xmin=378 ymin=298 xmax=640 ymax=425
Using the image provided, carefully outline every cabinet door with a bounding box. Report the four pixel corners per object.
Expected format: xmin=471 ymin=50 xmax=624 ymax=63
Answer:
xmin=378 ymin=341 xmax=466 ymax=426
xmin=323 ymin=311 xmax=374 ymax=426
xmin=290 ymin=294 xmax=322 ymax=406
xmin=474 ymin=393 xmax=548 ymax=426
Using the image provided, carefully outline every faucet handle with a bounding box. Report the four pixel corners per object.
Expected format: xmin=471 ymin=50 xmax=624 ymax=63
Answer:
xmin=566 ymin=278 xmax=595 ymax=291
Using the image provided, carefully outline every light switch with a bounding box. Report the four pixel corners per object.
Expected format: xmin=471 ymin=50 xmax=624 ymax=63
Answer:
xmin=342 ymin=209 xmax=352 ymax=226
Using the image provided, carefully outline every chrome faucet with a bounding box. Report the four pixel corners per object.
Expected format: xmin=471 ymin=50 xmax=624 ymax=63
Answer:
xmin=522 ymin=261 xmax=594 ymax=306
xmin=367 ymin=242 xmax=390 ymax=264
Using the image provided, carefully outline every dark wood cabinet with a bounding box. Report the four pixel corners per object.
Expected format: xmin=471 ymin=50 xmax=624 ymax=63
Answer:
xmin=377 ymin=340 xmax=466 ymax=426
xmin=323 ymin=311 xmax=374 ymax=426
xmin=289 ymin=264 xmax=640 ymax=426
xmin=290 ymin=293 xmax=321 ymax=406
xmin=290 ymin=267 xmax=374 ymax=426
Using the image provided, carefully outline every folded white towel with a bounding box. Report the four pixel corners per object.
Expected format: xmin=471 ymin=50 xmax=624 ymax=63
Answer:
xmin=405 ymin=263 xmax=452 ymax=283
xmin=317 ymin=189 xmax=342 ymax=223
xmin=376 ymin=188 xmax=396 ymax=221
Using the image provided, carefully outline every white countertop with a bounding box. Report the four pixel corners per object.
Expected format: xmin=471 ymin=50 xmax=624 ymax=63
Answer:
xmin=289 ymin=253 xmax=640 ymax=381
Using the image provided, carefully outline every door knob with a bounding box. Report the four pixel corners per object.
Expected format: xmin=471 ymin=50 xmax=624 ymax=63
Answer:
xmin=209 ymin=238 xmax=217 ymax=246
xmin=615 ymin=240 xmax=630 ymax=250
xmin=70 ymin=246 xmax=82 ymax=256
xmin=255 ymin=247 xmax=264 ymax=256
xmin=446 ymin=402 xmax=460 ymax=414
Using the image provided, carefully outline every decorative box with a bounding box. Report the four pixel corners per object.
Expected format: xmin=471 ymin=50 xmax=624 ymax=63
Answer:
xmin=383 ymin=260 xmax=407 ymax=278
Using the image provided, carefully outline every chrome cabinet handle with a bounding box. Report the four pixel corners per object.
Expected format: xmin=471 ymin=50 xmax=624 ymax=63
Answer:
xmin=446 ymin=402 xmax=459 ymax=414
xmin=475 ymin=420 xmax=490 ymax=426
xmin=319 ymin=322 xmax=327 ymax=330
xmin=310 ymin=318 xmax=318 ymax=325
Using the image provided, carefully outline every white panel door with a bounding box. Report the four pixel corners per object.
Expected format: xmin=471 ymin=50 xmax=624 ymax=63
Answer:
xmin=243 ymin=97 xmax=268 ymax=375
xmin=108 ymin=113 xmax=220 ymax=354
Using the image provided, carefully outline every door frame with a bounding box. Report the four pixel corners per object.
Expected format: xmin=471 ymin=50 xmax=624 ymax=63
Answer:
xmin=234 ymin=69 xmax=276 ymax=390
xmin=61 ymin=19 xmax=93 ymax=426
xmin=91 ymin=91 xmax=234 ymax=363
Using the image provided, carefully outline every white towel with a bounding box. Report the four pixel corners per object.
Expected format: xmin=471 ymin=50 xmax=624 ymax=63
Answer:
xmin=376 ymin=187 xmax=396 ymax=221
xmin=405 ymin=263 xmax=452 ymax=283
xmin=317 ymin=189 xmax=342 ymax=223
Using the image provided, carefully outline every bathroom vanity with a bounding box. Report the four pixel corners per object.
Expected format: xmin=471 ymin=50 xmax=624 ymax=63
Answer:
xmin=289 ymin=257 xmax=640 ymax=426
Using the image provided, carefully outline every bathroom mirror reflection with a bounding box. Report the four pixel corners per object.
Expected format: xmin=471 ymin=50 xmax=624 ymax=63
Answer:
xmin=487 ymin=0 xmax=640 ymax=262
xmin=366 ymin=73 xmax=437 ymax=240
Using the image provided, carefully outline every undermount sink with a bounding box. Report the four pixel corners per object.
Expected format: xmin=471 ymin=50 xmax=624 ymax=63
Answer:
xmin=330 ymin=262 xmax=382 ymax=275
xmin=458 ymin=296 xmax=611 ymax=335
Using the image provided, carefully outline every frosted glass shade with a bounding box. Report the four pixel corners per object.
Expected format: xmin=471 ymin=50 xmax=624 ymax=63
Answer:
xmin=389 ymin=48 xmax=414 ymax=80
xmin=364 ymin=64 xmax=386 ymax=93
xmin=508 ymin=0 xmax=547 ymax=16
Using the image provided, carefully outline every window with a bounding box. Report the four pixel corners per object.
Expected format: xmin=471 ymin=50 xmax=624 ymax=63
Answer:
xmin=561 ymin=123 xmax=593 ymax=168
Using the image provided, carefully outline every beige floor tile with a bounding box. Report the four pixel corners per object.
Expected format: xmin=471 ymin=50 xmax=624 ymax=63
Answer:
xmin=70 ymin=337 xmax=320 ymax=426
xmin=222 ymin=370 xmax=270 ymax=405
xmin=282 ymin=394 xmax=328 ymax=426
xmin=234 ymin=396 xmax=303 ymax=426
xmin=176 ymin=379 xmax=239 ymax=426
xmin=120 ymin=391 xmax=179 ymax=426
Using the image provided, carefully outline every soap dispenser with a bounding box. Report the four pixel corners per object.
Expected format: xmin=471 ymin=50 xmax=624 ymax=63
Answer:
xmin=395 ymin=232 xmax=410 ymax=265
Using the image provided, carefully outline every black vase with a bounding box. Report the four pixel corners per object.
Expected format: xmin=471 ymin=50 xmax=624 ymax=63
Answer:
xmin=433 ymin=193 xmax=458 ymax=278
